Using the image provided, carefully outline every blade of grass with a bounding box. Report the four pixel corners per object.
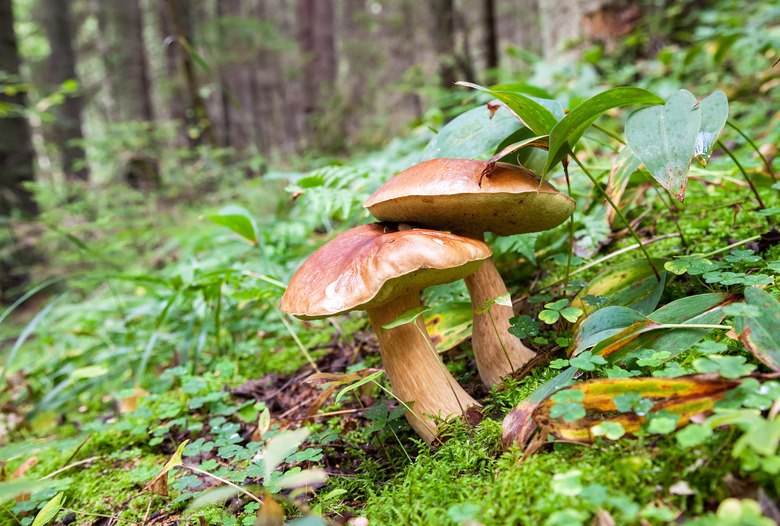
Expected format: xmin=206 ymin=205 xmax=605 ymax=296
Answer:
xmin=1 ymin=292 xmax=68 ymax=387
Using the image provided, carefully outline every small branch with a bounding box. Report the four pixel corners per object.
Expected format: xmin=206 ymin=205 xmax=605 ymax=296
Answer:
xmin=40 ymin=455 xmax=107 ymax=480
xmin=183 ymin=465 xmax=263 ymax=505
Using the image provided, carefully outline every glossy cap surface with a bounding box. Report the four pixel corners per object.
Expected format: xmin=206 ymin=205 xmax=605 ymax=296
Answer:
xmin=364 ymin=158 xmax=576 ymax=236
xmin=281 ymin=223 xmax=491 ymax=319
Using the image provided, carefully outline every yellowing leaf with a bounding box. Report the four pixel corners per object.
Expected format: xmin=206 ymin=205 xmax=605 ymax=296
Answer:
xmin=533 ymin=374 xmax=741 ymax=442
xmin=143 ymin=440 xmax=189 ymax=497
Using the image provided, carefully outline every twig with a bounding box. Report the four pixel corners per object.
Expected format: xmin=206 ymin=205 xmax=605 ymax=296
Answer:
xmin=56 ymin=434 xmax=91 ymax=474
xmin=40 ymin=455 xmax=107 ymax=480
xmin=181 ymin=465 xmax=263 ymax=504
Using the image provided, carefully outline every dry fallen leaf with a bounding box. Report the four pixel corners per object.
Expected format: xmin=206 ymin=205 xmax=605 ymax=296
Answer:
xmin=142 ymin=440 xmax=188 ymax=497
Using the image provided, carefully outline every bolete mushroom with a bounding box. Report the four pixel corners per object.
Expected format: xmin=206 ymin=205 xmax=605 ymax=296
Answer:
xmin=364 ymin=158 xmax=576 ymax=387
xmin=280 ymin=222 xmax=491 ymax=443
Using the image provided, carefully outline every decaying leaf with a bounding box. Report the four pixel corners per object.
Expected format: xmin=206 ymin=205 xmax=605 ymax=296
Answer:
xmin=423 ymin=301 xmax=473 ymax=353
xmin=532 ymin=374 xmax=741 ymax=442
xmin=143 ymin=440 xmax=189 ymax=497
xmin=119 ymin=386 xmax=149 ymax=413
xmin=254 ymin=493 xmax=286 ymax=526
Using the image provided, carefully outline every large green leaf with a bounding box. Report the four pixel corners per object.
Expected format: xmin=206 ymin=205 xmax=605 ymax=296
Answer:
xmin=456 ymin=81 xmax=560 ymax=135
xmin=591 ymin=293 xmax=735 ymax=363
xmin=572 ymin=258 xmax=667 ymax=315
xmin=625 ymin=90 xmax=701 ymax=202
xmin=570 ymin=306 xmax=650 ymax=357
xmin=420 ymin=104 xmax=525 ymax=161
xmin=544 ymin=88 xmax=664 ymax=175
xmin=208 ymin=205 xmax=259 ymax=245
xmin=735 ymin=287 xmax=780 ymax=372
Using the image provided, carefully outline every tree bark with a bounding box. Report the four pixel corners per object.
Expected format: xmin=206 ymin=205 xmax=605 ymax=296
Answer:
xmin=297 ymin=0 xmax=337 ymax=139
xmin=40 ymin=0 xmax=89 ymax=182
xmin=0 ymin=0 xmax=37 ymax=218
xmin=482 ymin=0 xmax=499 ymax=75
xmin=431 ymin=0 xmax=457 ymax=87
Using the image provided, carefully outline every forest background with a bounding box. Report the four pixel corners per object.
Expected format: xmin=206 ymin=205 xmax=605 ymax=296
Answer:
xmin=2 ymin=0 xmax=780 ymax=525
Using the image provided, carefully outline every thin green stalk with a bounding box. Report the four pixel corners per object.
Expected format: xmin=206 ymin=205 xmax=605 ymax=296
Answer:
xmin=531 ymin=234 xmax=679 ymax=294
xmin=0 ymin=502 xmax=22 ymax=525
xmin=700 ymin=234 xmax=762 ymax=258
xmin=276 ymin=308 xmax=321 ymax=373
xmin=59 ymin=508 xmax=136 ymax=523
xmin=653 ymin=185 xmax=688 ymax=248
xmin=727 ymin=120 xmax=776 ymax=180
xmin=571 ymin=152 xmax=661 ymax=281
xmin=592 ymin=122 xmax=626 ymax=145
xmin=563 ymin=160 xmax=574 ymax=291
xmin=372 ymin=379 xmax=442 ymax=447
xmin=717 ymin=139 xmax=767 ymax=209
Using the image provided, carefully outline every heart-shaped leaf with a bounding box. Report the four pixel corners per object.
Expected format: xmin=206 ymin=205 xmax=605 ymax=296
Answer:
xmin=545 ymin=87 xmax=664 ymax=175
xmin=420 ymin=104 xmax=525 ymax=161
xmin=693 ymin=90 xmax=729 ymax=167
xmin=626 ymin=89 xmax=701 ymax=202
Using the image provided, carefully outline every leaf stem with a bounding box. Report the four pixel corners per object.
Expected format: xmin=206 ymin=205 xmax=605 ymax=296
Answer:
xmin=699 ymin=234 xmax=762 ymax=258
xmin=726 ymin=120 xmax=776 ymax=181
xmin=717 ymin=139 xmax=767 ymax=210
xmin=563 ymin=159 xmax=574 ymax=292
xmin=592 ymin=123 xmax=626 ymax=145
xmin=570 ymin=152 xmax=661 ymax=281
xmin=183 ymin=465 xmax=264 ymax=504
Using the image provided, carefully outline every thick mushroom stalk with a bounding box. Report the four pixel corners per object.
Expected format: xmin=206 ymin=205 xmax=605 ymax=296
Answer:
xmin=459 ymin=232 xmax=535 ymax=386
xmin=367 ymin=292 xmax=480 ymax=444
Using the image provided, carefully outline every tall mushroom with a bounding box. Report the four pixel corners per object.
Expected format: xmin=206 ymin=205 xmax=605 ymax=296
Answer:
xmin=281 ymin=222 xmax=492 ymax=444
xmin=364 ymin=158 xmax=576 ymax=387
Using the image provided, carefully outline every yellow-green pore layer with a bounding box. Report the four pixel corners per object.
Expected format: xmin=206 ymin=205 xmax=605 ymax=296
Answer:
xmin=281 ymin=223 xmax=492 ymax=319
xmin=364 ymin=158 xmax=576 ymax=236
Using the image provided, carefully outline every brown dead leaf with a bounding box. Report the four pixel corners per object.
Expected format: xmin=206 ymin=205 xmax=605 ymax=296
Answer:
xmin=119 ymin=387 xmax=149 ymax=413
xmin=254 ymin=494 xmax=286 ymax=526
xmin=592 ymin=509 xmax=616 ymax=526
xmin=12 ymin=457 xmax=37 ymax=479
xmin=142 ymin=440 xmax=188 ymax=497
xmin=304 ymin=385 xmax=336 ymax=418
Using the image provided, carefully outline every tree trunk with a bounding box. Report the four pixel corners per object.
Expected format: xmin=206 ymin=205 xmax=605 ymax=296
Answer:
xmin=0 ymin=0 xmax=37 ymax=218
xmin=431 ymin=0 xmax=457 ymax=87
xmin=162 ymin=0 xmax=217 ymax=147
xmin=482 ymin=0 xmax=499 ymax=76
xmin=40 ymin=0 xmax=89 ymax=182
xmin=105 ymin=0 xmax=155 ymax=122
xmin=297 ymin=0 xmax=336 ymax=142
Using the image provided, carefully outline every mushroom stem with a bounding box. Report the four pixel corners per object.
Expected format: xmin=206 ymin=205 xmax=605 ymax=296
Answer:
xmin=367 ymin=292 xmax=480 ymax=444
xmin=459 ymin=234 xmax=536 ymax=387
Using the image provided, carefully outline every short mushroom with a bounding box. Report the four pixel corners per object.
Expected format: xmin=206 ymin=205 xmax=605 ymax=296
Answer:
xmin=281 ymin=222 xmax=492 ymax=444
xmin=364 ymin=158 xmax=576 ymax=387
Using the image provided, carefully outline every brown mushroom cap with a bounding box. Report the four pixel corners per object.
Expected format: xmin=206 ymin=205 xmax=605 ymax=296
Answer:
xmin=364 ymin=158 xmax=576 ymax=236
xmin=281 ymin=223 xmax=492 ymax=319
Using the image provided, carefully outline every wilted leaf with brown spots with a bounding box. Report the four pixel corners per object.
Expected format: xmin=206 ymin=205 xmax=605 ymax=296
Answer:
xmin=143 ymin=440 xmax=188 ymax=497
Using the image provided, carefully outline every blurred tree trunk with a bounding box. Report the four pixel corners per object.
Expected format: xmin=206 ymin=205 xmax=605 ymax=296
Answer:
xmin=216 ymin=0 xmax=257 ymax=151
xmin=0 ymin=0 xmax=37 ymax=218
xmin=162 ymin=0 xmax=217 ymax=147
xmin=431 ymin=0 xmax=457 ymax=87
xmin=482 ymin=0 xmax=499 ymax=76
xmin=40 ymin=0 xmax=89 ymax=182
xmin=297 ymin=0 xmax=336 ymax=142
xmin=0 ymin=0 xmax=39 ymax=300
xmin=105 ymin=0 xmax=155 ymax=123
